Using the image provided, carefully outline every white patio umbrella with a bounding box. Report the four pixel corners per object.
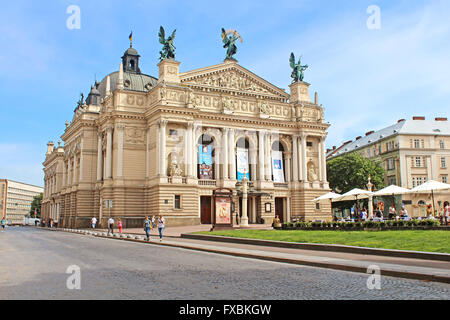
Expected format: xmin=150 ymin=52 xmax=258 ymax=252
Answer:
xmin=372 ymin=185 xmax=410 ymax=197
xmin=312 ymin=192 xmax=341 ymax=216
xmin=408 ymin=180 xmax=450 ymax=215
xmin=312 ymin=192 xmax=342 ymax=203
xmin=332 ymin=188 xmax=373 ymax=202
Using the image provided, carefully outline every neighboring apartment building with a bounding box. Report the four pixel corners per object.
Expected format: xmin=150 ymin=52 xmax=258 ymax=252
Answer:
xmin=0 ymin=179 xmax=44 ymax=225
xmin=327 ymin=117 xmax=450 ymax=217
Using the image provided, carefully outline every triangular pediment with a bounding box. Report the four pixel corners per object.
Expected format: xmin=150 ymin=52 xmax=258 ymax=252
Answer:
xmin=180 ymin=61 xmax=289 ymax=99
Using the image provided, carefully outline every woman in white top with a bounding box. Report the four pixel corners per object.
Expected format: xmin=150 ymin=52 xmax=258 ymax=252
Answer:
xmin=158 ymin=215 xmax=165 ymax=241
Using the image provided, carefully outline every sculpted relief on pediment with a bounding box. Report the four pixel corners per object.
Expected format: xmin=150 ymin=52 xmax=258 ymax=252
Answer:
xmin=182 ymin=68 xmax=286 ymax=98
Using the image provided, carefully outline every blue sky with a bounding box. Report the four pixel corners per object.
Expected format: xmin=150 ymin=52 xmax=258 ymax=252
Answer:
xmin=1 ymin=0 xmax=449 ymax=187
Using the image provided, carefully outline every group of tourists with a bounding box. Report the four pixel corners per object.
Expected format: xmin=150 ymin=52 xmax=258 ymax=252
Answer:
xmin=41 ymin=218 xmax=57 ymax=228
xmin=336 ymin=200 xmax=450 ymax=225
xmin=90 ymin=215 xmax=166 ymax=241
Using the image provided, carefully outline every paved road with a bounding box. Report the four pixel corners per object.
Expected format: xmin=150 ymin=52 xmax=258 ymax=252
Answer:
xmin=0 ymin=227 xmax=449 ymax=300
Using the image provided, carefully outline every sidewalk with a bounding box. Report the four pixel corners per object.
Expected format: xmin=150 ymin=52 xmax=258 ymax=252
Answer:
xmin=83 ymin=223 xmax=273 ymax=238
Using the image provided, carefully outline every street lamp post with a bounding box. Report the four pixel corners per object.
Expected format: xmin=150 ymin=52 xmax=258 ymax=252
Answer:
xmin=240 ymin=172 xmax=249 ymax=227
xmin=367 ymin=176 xmax=374 ymax=219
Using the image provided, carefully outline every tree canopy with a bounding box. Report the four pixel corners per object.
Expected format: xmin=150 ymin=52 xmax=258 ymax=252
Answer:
xmin=30 ymin=193 xmax=43 ymax=218
xmin=327 ymin=153 xmax=385 ymax=194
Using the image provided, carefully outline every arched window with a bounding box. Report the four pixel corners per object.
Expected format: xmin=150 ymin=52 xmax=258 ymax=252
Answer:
xmin=272 ymin=141 xmax=285 ymax=183
xmin=236 ymin=137 xmax=250 ymax=181
xmin=198 ymin=134 xmax=214 ymax=180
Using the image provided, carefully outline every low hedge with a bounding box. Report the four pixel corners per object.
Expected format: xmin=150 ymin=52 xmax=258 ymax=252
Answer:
xmin=281 ymin=219 xmax=441 ymax=230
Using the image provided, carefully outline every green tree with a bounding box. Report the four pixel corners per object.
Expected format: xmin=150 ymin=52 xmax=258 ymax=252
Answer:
xmin=327 ymin=153 xmax=385 ymax=194
xmin=30 ymin=193 xmax=43 ymax=218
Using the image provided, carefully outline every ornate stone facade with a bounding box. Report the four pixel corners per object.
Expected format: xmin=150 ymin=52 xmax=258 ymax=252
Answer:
xmin=42 ymin=46 xmax=331 ymax=228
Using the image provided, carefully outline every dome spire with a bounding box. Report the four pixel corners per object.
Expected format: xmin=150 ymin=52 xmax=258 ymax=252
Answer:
xmin=129 ymin=31 xmax=133 ymax=48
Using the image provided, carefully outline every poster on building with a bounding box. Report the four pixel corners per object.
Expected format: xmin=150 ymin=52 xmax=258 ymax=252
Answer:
xmin=236 ymin=147 xmax=250 ymax=181
xmin=198 ymin=145 xmax=213 ymax=180
xmin=215 ymin=197 xmax=231 ymax=225
xmin=272 ymin=151 xmax=285 ymax=183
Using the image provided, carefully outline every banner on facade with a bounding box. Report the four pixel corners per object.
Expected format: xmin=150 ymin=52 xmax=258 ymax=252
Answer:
xmin=198 ymin=145 xmax=213 ymax=180
xmin=272 ymin=151 xmax=285 ymax=183
xmin=215 ymin=197 xmax=232 ymax=225
xmin=236 ymin=147 xmax=250 ymax=181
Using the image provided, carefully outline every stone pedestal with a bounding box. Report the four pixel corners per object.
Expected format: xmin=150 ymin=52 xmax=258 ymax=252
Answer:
xmin=289 ymin=81 xmax=311 ymax=104
xmin=158 ymin=59 xmax=181 ymax=84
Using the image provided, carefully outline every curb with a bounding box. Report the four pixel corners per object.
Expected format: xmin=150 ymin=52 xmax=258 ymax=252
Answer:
xmin=36 ymin=227 xmax=450 ymax=284
xmin=181 ymin=233 xmax=450 ymax=262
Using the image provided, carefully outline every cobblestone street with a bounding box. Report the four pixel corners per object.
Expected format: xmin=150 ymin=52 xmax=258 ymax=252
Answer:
xmin=0 ymin=227 xmax=448 ymax=300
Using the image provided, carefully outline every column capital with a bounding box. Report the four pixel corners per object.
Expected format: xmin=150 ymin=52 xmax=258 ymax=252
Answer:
xmin=105 ymin=125 xmax=114 ymax=133
xmin=158 ymin=119 xmax=168 ymax=127
xmin=116 ymin=124 xmax=125 ymax=131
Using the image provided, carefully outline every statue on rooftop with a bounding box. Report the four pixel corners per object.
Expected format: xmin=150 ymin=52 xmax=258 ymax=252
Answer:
xmin=290 ymin=53 xmax=308 ymax=83
xmin=221 ymin=28 xmax=242 ymax=61
xmin=158 ymin=26 xmax=176 ymax=61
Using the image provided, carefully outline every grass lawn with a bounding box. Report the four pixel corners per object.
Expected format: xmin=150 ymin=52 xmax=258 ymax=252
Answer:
xmin=195 ymin=230 xmax=450 ymax=253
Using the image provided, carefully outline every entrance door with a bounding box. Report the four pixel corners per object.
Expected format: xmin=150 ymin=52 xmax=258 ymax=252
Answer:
xmin=200 ymin=196 xmax=212 ymax=224
xmin=275 ymin=198 xmax=284 ymax=223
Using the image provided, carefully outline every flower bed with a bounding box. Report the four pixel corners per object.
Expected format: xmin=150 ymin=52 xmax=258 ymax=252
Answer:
xmin=279 ymin=219 xmax=443 ymax=231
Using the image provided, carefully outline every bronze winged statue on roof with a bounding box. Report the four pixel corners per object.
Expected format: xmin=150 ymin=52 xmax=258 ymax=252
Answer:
xmin=158 ymin=26 xmax=176 ymax=61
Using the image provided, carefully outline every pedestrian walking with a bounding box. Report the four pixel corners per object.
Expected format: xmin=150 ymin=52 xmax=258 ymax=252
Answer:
xmin=151 ymin=215 xmax=156 ymax=229
xmin=91 ymin=217 xmax=97 ymax=229
xmin=118 ymin=218 xmax=123 ymax=234
xmin=144 ymin=216 xmax=151 ymax=241
xmin=1 ymin=218 xmax=6 ymax=232
xmin=107 ymin=217 xmax=115 ymax=235
xmin=158 ymin=215 xmax=166 ymax=242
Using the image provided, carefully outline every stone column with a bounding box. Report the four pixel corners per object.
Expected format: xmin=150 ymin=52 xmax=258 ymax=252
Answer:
xmin=187 ymin=123 xmax=194 ymax=177
xmin=286 ymin=197 xmax=291 ymax=222
xmin=292 ymin=135 xmax=299 ymax=182
xmin=146 ymin=128 xmax=150 ymax=178
xmin=79 ymin=137 xmax=84 ymax=182
xmin=426 ymin=157 xmax=432 ymax=181
xmin=159 ymin=120 xmax=168 ymax=176
xmin=250 ymin=147 xmax=257 ymax=181
xmin=73 ymin=153 xmax=78 ymax=184
xmin=222 ymin=128 xmax=229 ymax=180
xmin=192 ymin=123 xmax=199 ymax=178
xmin=320 ymin=137 xmax=327 ymax=183
xmin=68 ymin=158 xmax=72 ymax=186
xmin=62 ymin=165 xmax=66 ymax=188
xmin=264 ymin=133 xmax=271 ymax=180
xmin=116 ymin=124 xmax=124 ymax=178
xmin=105 ymin=127 xmax=113 ymax=179
xmin=97 ymin=133 xmax=103 ymax=181
xmin=318 ymin=138 xmax=323 ymax=182
xmin=215 ymin=148 xmax=220 ymax=181
xmin=229 ymin=129 xmax=236 ymax=180
xmin=258 ymin=131 xmax=265 ymax=181
xmin=286 ymin=155 xmax=291 ymax=183
xmin=300 ymin=133 xmax=307 ymax=182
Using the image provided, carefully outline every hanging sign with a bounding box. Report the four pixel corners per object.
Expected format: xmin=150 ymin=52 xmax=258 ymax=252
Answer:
xmin=198 ymin=145 xmax=213 ymax=180
xmin=236 ymin=147 xmax=250 ymax=181
xmin=272 ymin=151 xmax=285 ymax=183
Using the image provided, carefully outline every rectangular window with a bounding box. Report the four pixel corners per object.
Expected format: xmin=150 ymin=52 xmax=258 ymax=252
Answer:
xmin=387 ymin=158 xmax=395 ymax=170
xmin=440 ymin=140 xmax=445 ymax=149
xmin=174 ymin=195 xmax=181 ymax=209
xmin=378 ymin=144 xmax=382 ymax=154
xmin=442 ymin=176 xmax=448 ymax=184
xmin=306 ymin=142 xmax=313 ymax=147
xmin=414 ymin=139 xmax=420 ymax=148
xmin=441 ymin=157 xmax=447 ymax=168
xmin=415 ymin=157 xmax=422 ymax=168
